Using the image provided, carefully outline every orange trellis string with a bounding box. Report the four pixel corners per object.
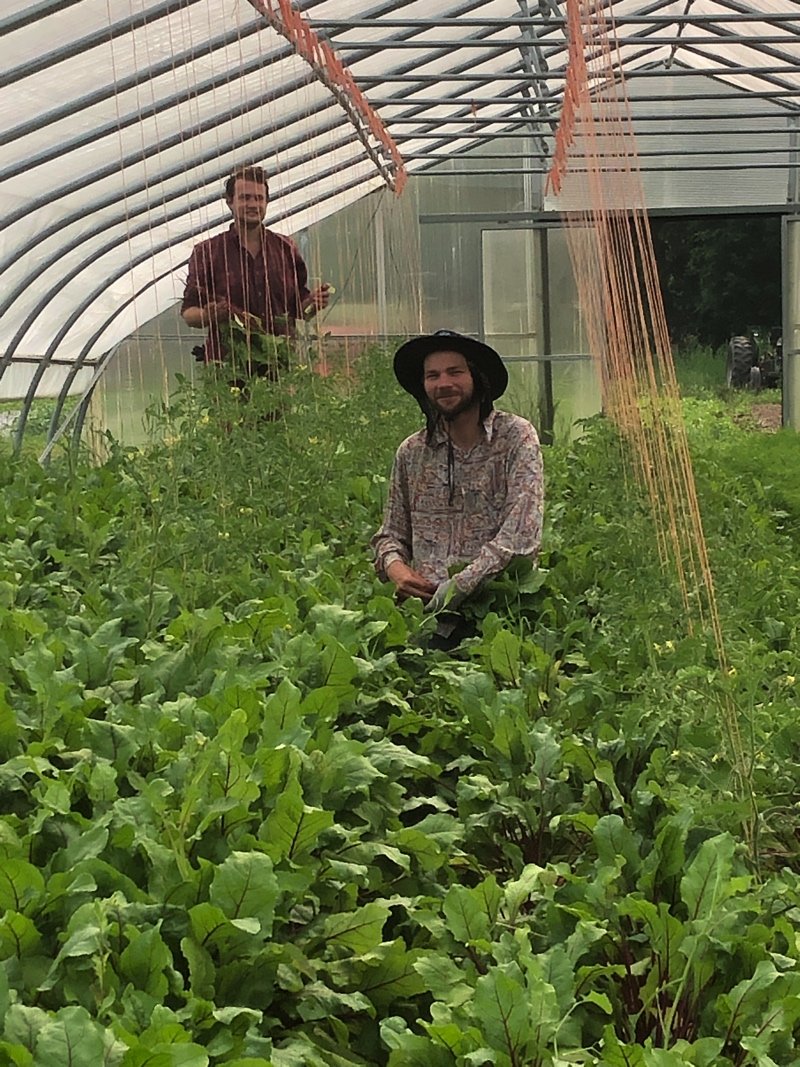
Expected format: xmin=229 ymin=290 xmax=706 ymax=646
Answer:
xmin=248 ymin=0 xmax=407 ymax=194
xmin=547 ymin=0 xmax=749 ymax=784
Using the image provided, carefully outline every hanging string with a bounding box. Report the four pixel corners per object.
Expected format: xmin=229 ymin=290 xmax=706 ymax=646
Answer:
xmin=546 ymin=0 xmax=751 ymax=817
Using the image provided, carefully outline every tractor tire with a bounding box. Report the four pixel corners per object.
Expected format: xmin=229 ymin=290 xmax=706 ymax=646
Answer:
xmin=749 ymin=365 xmax=762 ymax=390
xmin=727 ymin=336 xmax=756 ymax=388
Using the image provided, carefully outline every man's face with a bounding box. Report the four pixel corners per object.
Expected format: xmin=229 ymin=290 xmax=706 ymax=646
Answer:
xmin=227 ymin=178 xmax=268 ymax=227
xmin=423 ymin=350 xmax=476 ymax=418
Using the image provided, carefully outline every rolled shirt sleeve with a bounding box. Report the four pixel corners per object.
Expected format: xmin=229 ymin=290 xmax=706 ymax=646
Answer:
xmin=371 ymin=443 xmax=415 ymax=580
xmin=181 ymin=243 xmax=211 ymax=313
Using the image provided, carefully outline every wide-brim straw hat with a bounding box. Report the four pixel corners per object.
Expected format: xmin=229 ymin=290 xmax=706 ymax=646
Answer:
xmin=393 ymin=330 xmax=508 ymax=406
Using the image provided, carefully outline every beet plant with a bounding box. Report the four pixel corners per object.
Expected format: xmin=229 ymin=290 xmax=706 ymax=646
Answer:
xmin=1 ymin=350 xmax=799 ymax=1065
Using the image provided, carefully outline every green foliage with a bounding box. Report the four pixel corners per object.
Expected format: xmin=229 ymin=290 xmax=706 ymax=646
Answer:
xmin=1 ymin=351 xmax=800 ymax=1064
xmin=651 ymin=216 xmax=781 ymax=347
xmin=222 ymin=319 xmax=295 ymax=380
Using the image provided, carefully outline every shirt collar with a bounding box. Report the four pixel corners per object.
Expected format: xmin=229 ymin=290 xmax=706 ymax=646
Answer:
xmin=227 ymin=223 xmax=266 ymax=248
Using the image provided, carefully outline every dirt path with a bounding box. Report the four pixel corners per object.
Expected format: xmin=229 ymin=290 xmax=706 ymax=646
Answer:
xmin=733 ymin=402 xmax=782 ymax=432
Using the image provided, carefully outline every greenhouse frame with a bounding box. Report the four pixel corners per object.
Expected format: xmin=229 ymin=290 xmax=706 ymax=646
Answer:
xmin=2 ymin=0 xmax=800 ymax=450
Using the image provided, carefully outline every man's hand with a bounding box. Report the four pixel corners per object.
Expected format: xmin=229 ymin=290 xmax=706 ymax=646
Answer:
xmin=232 ymin=309 xmax=265 ymax=332
xmin=203 ymin=300 xmax=234 ymax=326
xmin=423 ymin=578 xmax=466 ymax=614
xmin=208 ymin=302 xmax=265 ymax=332
xmin=386 ymin=560 xmax=437 ymax=603
xmin=188 ymin=301 xmax=259 ymax=331
xmin=182 ymin=303 xmax=227 ymax=330
xmin=304 ymin=283 xmax=334 ymax=317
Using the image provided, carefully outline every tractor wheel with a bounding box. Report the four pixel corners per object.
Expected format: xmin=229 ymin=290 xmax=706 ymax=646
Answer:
xmin=727 ymin=336 xmax=756 ymax=388
xmin=749 ymin=364 xmax=762 ymax=390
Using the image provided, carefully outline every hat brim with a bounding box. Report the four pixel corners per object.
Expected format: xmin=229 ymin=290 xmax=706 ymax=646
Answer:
xmin=393 ymin=333 xmax=508 ymax=404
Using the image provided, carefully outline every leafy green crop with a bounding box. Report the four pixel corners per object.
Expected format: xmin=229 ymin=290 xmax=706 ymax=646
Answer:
xmin=221 ymin=319 xmax=294 ymax=382
xmin=1 ymin=350 xmax=799 ymax=1064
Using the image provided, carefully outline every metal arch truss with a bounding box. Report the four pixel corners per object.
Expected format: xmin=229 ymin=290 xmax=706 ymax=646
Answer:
xmin=515 ymin=0 xmax=561 ymax=165
xmin=246 ymin=0 xmax=407 ymax=194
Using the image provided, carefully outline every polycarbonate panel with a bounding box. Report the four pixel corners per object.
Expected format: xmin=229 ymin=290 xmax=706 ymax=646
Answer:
xmin=501 ymin=361 xmax=542 ymax=423
xmin=631 ymin=76 xmax=794 ymax=210
xmin=0 ymin=363 xmax=95 ymax=402
xmin=552 ymin=357 xmax=601 ymax=439
xmin=482 ymin=223 xmax=600 ymax=441
xmin=302 ymin=185 xmax=422 ymax=339
xmin=419 ymin=221 xmax=482 ymax=335
xmin=91 ymin=308 xmax=199 ymax=447
xmin=500 ymin=358 xmax=600 ymax=442
xmin=545 ymin=228 xmax=588 ymax=358
xmin=416 ymin=136 xmax=532 ymax=215
xmin=481 ymin=228 xmax=539 ymax=343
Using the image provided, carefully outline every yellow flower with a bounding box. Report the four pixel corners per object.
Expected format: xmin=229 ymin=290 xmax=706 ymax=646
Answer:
xmin=308 ymin=436 xmax=319 ymax=445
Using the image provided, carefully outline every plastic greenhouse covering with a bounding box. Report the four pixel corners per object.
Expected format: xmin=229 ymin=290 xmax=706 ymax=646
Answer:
xmin=1 ymin=0 xmax=800 ymax=436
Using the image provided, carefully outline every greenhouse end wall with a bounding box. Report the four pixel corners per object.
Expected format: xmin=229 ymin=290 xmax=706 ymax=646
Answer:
xmin=91 ymin=152 xmax=600 ymax=447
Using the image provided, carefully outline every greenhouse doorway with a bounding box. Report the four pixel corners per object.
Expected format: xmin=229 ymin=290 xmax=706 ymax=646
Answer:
xmin=479 ymin=224 xmax=600 ymax=443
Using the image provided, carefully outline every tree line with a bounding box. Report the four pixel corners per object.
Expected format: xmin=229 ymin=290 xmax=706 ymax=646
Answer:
xmin=650 ymin=214 xmax=781 ymax=348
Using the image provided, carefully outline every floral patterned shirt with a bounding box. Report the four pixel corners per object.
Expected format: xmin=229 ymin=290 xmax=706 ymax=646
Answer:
xmin=372 ymin=410 xmax=544 ymax=595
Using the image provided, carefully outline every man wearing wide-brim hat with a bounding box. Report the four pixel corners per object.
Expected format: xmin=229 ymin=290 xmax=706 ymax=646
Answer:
xmin=372 ymin=330 xmax=544 ymax=647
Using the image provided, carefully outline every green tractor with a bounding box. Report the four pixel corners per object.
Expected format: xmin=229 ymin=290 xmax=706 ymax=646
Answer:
xmin=726 ymin=327 xmax=782 ymax=390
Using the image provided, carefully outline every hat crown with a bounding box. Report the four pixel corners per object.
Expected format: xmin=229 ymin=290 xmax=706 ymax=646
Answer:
xmin=393 ymin=330 xmax=508 ymax=406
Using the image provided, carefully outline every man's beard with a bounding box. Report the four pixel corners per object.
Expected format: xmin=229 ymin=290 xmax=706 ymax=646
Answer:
xmin=434 ymin=392 xmax=476 ymax=420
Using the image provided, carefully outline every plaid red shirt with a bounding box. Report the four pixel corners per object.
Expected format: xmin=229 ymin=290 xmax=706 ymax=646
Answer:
xmin=181 ymin=224 xmax=312 ymax=361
